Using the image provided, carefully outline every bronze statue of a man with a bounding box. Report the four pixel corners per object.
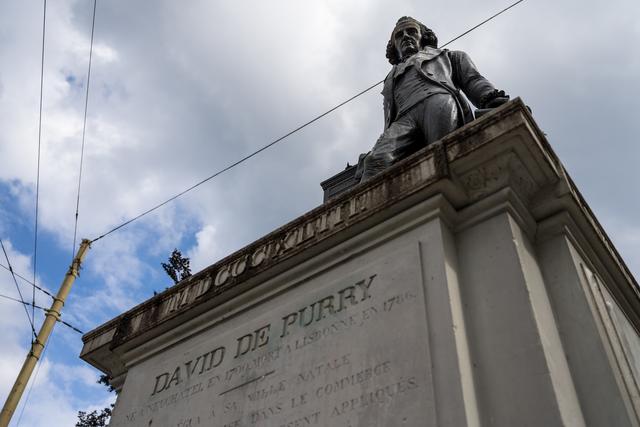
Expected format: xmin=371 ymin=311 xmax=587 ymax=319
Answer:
xmin=357 ymin=16 xmax=509 ymax=182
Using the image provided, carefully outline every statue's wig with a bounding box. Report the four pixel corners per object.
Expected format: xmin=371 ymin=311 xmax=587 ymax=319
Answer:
xmin=386 ymin=17 xmax=438 ymax=65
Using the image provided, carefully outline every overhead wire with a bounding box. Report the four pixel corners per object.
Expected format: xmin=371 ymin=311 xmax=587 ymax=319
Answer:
xmin=0 ymin=262 xmax=55 ymax=299
xmin=1 ymin=238 xmax=37 ymax=339
xmin=72 ymin=0 xmax=97 ymax=258
xmin=56 ymin=318 xmax=84 ymax=334
xmin=4 ymin=0 xmax=95 ymax=342
xmin=90 ymin=79 xmax=383 ymax=243
xmin=439 ymin=0 xmax=525 ymax=48
xmin=32 ymin=0 xmax=47 ymax=336
xmin=0 ymin=0 xmax=526 ymax=419
xmin=0 ymin=292 xmax=84 ymax=334
xmin=15 ymin=328 xmax=54 ymax=427
xmin=89 ymin=0 xmax=527 ymax=245
xmin=0 ymin=0 xmax=521 ymax=421
xmin=0 ymin=292 xmax=45 ymax=309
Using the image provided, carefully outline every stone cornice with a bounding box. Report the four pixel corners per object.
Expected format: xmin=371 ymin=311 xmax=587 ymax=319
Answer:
xmin=80 ymin=99 xmax=640 ymax=376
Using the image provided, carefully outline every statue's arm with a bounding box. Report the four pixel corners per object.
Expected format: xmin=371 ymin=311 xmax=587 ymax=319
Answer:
xmin=381 ymin=70 xmax=395 ymax=129
xmin=450 ymin=50 xmax=507 ymax=108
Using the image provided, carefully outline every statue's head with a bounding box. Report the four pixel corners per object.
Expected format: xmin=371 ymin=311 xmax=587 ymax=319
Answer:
xmin=386 ymin=17 xmax=438 ymax=65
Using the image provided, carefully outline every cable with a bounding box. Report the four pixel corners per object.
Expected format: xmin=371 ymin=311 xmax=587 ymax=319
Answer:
xmin=90 ymin=0 xmax=527 ymax=244
xmin=440 ymin=0 xmax=526 ymax=48
xmin=90 ymin=79 xmax=383 ymax=243
xmin=0 ymin=262 xmax=55 ymax=299
xmin=32 ymin=0 xmax=47 ymax=337
xmin=15 ymin=329 xmax=53 ymax=427
xmin=0 ymin=292 xmax=45 ymax=308
xmin=58 ymin=318 xmax=84 ymax=334
xmin=72 ymin=0 xmax=97 ymax=258
xmin=1 ymin=239 xmax=37 ymax=339
xmin=0 ymin=262 xmax=85 ymax=333
xmin=0 ymin=293 xmax=84 ymax=334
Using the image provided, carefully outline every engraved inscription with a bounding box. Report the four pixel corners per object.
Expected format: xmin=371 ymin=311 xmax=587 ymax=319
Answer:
xmin=109 ymin=245 xmax=434 ymax=426
xmin=119 ymin=154 xmax=440 ymax=340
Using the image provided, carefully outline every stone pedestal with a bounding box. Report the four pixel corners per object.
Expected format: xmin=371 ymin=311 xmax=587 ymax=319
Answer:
xmin=80 ymin=99 xmax=640 ymax=427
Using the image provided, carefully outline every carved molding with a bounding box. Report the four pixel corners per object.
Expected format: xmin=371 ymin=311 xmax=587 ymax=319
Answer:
xmin=457 ymin=152 xmax=537 ymax=203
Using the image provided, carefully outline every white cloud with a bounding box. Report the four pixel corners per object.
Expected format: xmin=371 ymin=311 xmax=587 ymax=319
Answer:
xmin=93 ymin=43 xmax=119 ymax=64
xmin=8 ymin=357 xmax=115 ymax=427
xmin=0 ymin=240 xmax=113 ymax=427
xmin=187 ymin=224 xmax=219 ymax=273
xmin=0 ymin=0 xmax=639 ymax=421
xmin=0 ymin=240 xmax=51 ymax=342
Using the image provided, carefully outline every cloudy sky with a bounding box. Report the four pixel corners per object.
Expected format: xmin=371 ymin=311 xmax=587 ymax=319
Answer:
xmin=1 ymin=0 xmax=639 ymax=425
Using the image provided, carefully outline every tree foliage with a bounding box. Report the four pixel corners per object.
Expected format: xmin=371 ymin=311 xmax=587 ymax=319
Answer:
xmin=97 ymin=374 xmax=115 ymax=392
xmin=75 ymin=406 xmax=113 ymax=427
xmin=75 ymin=375 xmax=114 ymax=427
xmin=76 ymin=253 xmax=192 ymax=426
xmin=162 ymin=248 xmax=192 ymax=284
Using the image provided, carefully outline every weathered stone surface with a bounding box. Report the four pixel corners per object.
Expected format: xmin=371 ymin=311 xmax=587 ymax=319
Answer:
xmin=80 ymin=99 xmax=640 ymax=426
xmin=109 ymin=244 xmax=434 ymax=427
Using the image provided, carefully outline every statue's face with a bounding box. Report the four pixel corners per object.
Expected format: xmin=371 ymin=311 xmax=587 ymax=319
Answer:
xmin=393 ymin=22 xmax=422 ymax=59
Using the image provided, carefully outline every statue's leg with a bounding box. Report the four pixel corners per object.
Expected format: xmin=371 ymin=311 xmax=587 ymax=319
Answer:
xmin=360 ymin=114 xmax=419 ymax=182
xmin=419 ymin=94 xmax=460 ymax=144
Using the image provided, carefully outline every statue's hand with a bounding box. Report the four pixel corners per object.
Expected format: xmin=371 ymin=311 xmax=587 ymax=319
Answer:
xmin=480 ymin=89 xmax=510 ymax=109
xmin=485 ymin=95 xmax=509 ymax=108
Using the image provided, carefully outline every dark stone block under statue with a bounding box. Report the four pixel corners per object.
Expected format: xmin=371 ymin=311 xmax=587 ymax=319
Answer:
xmin=320 ymin=164 xmax=358 ymax=202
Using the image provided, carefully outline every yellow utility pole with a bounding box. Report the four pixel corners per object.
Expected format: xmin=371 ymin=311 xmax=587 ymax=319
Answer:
xmin=0 ymin=239 xmax=91 ymax=427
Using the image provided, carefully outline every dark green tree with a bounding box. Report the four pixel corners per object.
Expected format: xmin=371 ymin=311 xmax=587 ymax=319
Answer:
xmin=75 ymin=375 xmax=114 ymax=427
xmin=75 ymin=407 xmax=112 ymax=427
xmin=162 ymin=249 xmax=192 ymax=284
xmin=97 ymin=373 xmax=115 ymax=392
